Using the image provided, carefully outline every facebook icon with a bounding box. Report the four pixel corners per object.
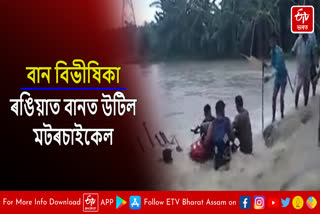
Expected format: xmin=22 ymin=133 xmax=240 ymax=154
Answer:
xmin=239 ymin=196 xmax=251 ymax=209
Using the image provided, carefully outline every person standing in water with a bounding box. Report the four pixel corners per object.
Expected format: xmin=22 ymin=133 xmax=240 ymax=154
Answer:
xmin=264 ymin=33 xmax=288 ymax=122
xmin=194 ymin=104 xmax=215 ymax=140
xmin=204 ymin=100 xmax=234 ymax=170
xmin=232 ymin=95 xmax=253 ymax=154
xmin=291 ymin=34 xmax=317 ymax=107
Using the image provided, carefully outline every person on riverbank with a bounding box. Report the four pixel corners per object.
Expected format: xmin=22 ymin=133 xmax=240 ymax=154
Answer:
xmin=204 ymin=100 xmax=234 ymax=170
xmin=264 ymin=33 xmax=288 ymax=122
xmin=232 ymin=95 xmax=253 ymax=154
xmin=291 ymin=34 xmax=317 ymax=107
xmin=309 ymin=33 xmax=319 ymax=96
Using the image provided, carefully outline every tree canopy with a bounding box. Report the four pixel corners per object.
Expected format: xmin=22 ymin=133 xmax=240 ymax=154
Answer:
xmin=139 ymin=0 xmax=320 ymax=60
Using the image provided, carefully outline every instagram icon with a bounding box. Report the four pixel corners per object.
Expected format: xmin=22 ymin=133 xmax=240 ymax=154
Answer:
xmin=254 ymin=196 xmax=265 ymax=209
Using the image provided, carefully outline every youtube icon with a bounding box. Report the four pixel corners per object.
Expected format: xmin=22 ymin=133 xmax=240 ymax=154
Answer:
xmin=268 ymin=198 xmax=280 ymax=208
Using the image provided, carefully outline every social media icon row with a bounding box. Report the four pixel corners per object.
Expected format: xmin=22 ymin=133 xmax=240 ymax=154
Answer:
xmin=240 ymin=196 xmax=265 ymax=209
xmin=292 ymin=196 xmax=318 ymax=210
xmin=240 ymin=196 xmax=317 ymax=209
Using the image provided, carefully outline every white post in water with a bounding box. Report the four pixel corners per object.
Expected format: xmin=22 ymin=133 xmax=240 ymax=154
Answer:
xmin=262 ymin=61 xmax=265 ymax=132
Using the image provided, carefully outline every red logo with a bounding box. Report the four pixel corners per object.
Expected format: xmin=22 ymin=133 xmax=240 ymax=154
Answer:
xmin=267 ymin=198 xmax=280 ymax=208
xmin=291 ymin=6 xmax=314 ymax=33
xmin=83 ymin=193 xmax=99 ymax=212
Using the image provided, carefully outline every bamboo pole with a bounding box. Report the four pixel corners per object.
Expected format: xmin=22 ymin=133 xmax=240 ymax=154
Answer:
xmin=262 ymin=60 xmax=265 ymax=131
xmin=250 ymin=20 xmax=256 ymax=56
xmin=142 ymin=122 xmax=155 ymax=148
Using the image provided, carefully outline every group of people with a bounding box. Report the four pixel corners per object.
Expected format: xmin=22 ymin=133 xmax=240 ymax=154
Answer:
xmin=196 ymin=96 xmax=253 ymax=170
xmin=265 ymin=32 xmax=319 ymax=122
xmin=194 ymin=32 xmax=319 ymax=170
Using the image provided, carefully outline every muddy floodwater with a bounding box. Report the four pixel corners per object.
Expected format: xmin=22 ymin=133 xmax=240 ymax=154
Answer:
xmin=137 ymin=59 xmax=297 ymax=139
xmin=132 ymin=59 xmax=320 ymax=190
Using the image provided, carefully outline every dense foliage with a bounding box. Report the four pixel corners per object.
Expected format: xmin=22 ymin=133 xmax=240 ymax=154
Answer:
xmin=138 ymin=0 xmax=320 ymax=60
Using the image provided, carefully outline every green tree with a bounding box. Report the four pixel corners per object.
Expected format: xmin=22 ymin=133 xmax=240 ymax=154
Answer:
xmin=141 ymin=0 xmax=319 ymax=60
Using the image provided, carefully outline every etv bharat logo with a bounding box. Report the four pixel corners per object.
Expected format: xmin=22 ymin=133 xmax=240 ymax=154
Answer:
xmin=291 ymin=6 xmax=314 ymax=33
xmin=83 ymin=193 xmax=99 ymax=212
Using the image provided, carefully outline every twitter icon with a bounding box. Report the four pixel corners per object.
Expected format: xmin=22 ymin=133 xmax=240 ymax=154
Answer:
xmin=281 ymin=198 xmax=290 ymax=207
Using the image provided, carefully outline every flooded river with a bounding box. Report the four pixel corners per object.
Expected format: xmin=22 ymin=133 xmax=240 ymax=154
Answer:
xmin=133 ymin=59 xmax=320 ymax=190
xmin=138 ymin=59 xmax=297 ymax=139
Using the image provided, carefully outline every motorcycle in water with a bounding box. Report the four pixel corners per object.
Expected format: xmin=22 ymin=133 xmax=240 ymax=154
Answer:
xmin=189 ymin=126 xmax=213 ymax=163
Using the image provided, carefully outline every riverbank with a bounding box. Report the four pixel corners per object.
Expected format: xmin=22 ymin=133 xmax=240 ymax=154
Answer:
xmin=134 ymin=53 xmax=296 ymax=65
xmin=154 ymin=95 xmax=320 ymax=190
